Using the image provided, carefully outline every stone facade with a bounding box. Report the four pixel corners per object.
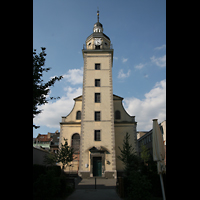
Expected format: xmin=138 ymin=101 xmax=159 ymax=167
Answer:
xmin=59 ymin=94 xmax=137 ymax=177
xmin=59 ymin=13 xmax=137 ymax=178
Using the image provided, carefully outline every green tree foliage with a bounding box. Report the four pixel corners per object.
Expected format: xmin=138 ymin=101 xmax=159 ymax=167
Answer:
xmin=44 ymin=138 xmax=74 ymax=170
xmin=118 ymin=133 xmax=152 ymax=200
xmin=141 ymin=144 xmax=151 ymax=165
xmin=117 ymin=132 xmax=140 ymax=175
xmin=126 ymin=170 xmax=152 ymax=200
xmin=33 ymin=169 xmax=61 ymax=200
xmin=57 ymin=138 xmax=75 ymax=170
xmin=33 ymin=47 xmax=63 ymax=129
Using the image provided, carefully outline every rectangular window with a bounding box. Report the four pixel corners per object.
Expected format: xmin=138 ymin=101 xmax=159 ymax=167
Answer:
xmin=95 ymin=79 xmax=100 ymax=87
xmin=94 ymin=130 xmax=101 ymax=141
xmin=95 ymin=93 xmax=101 ymax=103
xmin=95 ymin=63 xmax=101 ymax=70
xmin=95 ymin=111 xmax=101 ymax=121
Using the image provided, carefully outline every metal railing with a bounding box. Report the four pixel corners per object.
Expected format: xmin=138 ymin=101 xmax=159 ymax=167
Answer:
xmin=83 ymin=44 xmax=113 ymax=50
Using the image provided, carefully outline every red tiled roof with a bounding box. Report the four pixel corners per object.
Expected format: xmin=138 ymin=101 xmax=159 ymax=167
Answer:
xmin=36 ymin=135 xmax=52 ymax=142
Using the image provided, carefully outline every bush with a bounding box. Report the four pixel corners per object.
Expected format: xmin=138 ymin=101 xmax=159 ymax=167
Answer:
xmin=118 ymin=133 xmax=162 ymax=199
xmin=46 ymin=165 xmax=61 ymax=177
xmin=33 ymin=164 xmax=46 ymax=183
xmin=33 ymin=170 xmax=61 ymax=200
xmin=33 ymin=165 xmax=74 ymax=200
xmin=125 ymin=170 xmax=152 ymax=200
xmin=141 ymin=159 xmax=164 ymax=198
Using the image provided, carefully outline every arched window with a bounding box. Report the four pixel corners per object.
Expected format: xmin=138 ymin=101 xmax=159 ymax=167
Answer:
xmin=76 ymin=111 xmax=81 ymax=120
xmin=115 ymin=110 xmax=121 ymax=120
xmin=71 ymin=133 xmax=80 ymax=153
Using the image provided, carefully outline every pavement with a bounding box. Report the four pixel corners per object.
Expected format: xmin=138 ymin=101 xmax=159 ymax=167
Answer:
xmin=66 ymin=177 xmax=123 ymax=200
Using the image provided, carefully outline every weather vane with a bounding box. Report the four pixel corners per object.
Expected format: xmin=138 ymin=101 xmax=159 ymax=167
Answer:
xmin=97 ymin=7 xmax=99 ymax=22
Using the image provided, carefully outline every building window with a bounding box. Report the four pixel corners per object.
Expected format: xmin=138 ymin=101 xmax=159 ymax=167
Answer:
xmin=95 ymin=93 xmax=101 ymax=103
xmin=94 ymin=130 xmax=101 ymax=141
xmin=95 ymin=45 xmax=100 ymax=50
xmin=71 ymin=133 xmax=80 ymax=153
xmin=115 ymin=110 xmax=121 ymax=120
xmin=95 ymin=111 xmax=101 ymax=121
xmin=76 ymin=111 xmax=81 ymax=120
xmin=95 ymin=79 xmax=100 ymax=87
xmin=95 ymin=63 xmax=101 ymax=70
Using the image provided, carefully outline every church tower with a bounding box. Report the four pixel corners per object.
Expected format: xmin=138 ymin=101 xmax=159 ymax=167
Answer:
xmin=78 ymin=10 xmax=117 ymax=178
xmin=60 ymin=10 xmax=137 ymax=178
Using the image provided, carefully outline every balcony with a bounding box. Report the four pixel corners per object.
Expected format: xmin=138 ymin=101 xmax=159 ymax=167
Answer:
xmin=83 ymin=43 xmax=113 ymax=50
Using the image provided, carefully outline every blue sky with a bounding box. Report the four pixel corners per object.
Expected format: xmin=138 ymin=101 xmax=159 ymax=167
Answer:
xmin=33 ymin=0 xmax=166 ymax=138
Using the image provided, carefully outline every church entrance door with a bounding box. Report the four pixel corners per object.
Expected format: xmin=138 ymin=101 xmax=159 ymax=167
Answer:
xmin=93 ymin=157 xmax=102 ymax=177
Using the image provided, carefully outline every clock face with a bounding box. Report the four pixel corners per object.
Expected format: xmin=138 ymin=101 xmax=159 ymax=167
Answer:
xmin=94 ymin=38 xmax=102 ymax=45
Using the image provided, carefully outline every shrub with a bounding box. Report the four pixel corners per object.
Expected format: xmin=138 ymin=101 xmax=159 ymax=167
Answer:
xmin=33 ymin=165 xmax=74 ymax=200
xmin=33 ymin=170 xmax=61 ymax=200
xmin=33 ymin=164 xmax=46 ymax=183
xmin=126 ymin=170 xmax=152 ymax=200
xmin=46 ymin=165 xmax=61 ymax=177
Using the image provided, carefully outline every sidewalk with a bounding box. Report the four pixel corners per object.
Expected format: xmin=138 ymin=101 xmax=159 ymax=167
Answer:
xmin=75 ymin=177 xmax=117 ymax=189
xmin=66 ymin=177 xmax=123 ymax=200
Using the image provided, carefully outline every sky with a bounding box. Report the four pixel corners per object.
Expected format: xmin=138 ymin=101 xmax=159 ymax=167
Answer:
xmin=33 ymin=0 xmax=166 ymax=138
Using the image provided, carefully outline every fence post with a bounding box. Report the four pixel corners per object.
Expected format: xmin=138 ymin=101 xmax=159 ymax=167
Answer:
xmin=95 ymin=177 xmax=96 ymax=189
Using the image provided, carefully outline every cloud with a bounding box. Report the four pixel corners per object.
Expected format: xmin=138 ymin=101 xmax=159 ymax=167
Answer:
xmin=33 ymin=86 xmax=82 ymax=128
xmin=113 ymin=56 xmax=118 ymax=60
xmin=135 ymin=63 xmax=145 ymax=69
xmin=123 ymin=79 xmax=166 ymax=130
xmin=63 ymin=67 xmax=83 ymax=85
xmin=122 ymin=57 xmax=128 ymax=63
xmin=118 ymin=69 xmax=131 ymax=79
xmin=154 ymin=44 xmax=166 ymax=50
xmin=150 ymin=55 xmax=166 ymax=68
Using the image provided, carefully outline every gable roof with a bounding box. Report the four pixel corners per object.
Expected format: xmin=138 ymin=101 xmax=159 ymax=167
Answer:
xmin=36 ymin=134 xmax=51 ymax=142
xmin=73 ymin=94 xmax=123 ymax=101
xmin=73 ymin=95 xmax=82 ymax=101
xmin=113 ymin=94 xmax=124 ymax=100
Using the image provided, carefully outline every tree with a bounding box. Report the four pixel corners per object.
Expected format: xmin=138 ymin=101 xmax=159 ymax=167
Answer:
xmin=44 ymin=138 xmax=75 ymax=171
xmin=117 ymin=132 xmax=134 ymax=165
xmin=33 ymin=47 xmax=63 ymax=129
xmin=117 ymin=132 xmax=140 ymax=175
xmin=140 ymin=144 xmax=150 ymax=165
xmin=118 ymin=133 xmax=152 ymax=200
xmin=57 ymin=138 xmax=75 ymax=170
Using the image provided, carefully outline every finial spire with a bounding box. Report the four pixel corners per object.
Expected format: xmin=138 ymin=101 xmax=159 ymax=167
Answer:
xmin=97 ymin=8 xmax=99 ymax=22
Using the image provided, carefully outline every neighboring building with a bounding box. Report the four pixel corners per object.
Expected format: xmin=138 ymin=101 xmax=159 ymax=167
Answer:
xmin=33 ymin=133 xmax=52 ymax=150
xmin=50 ymin=131 xmax=60 ymax=153
xmin=137 ymin=131 xmax=148 ymax=140
xmin=59 ymin=11 xmax=137 ymax=178
xmin=33 ymin=130 xmax=60 ymax=152
xmin=137 ymin=120 xmax=166 ymax=164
